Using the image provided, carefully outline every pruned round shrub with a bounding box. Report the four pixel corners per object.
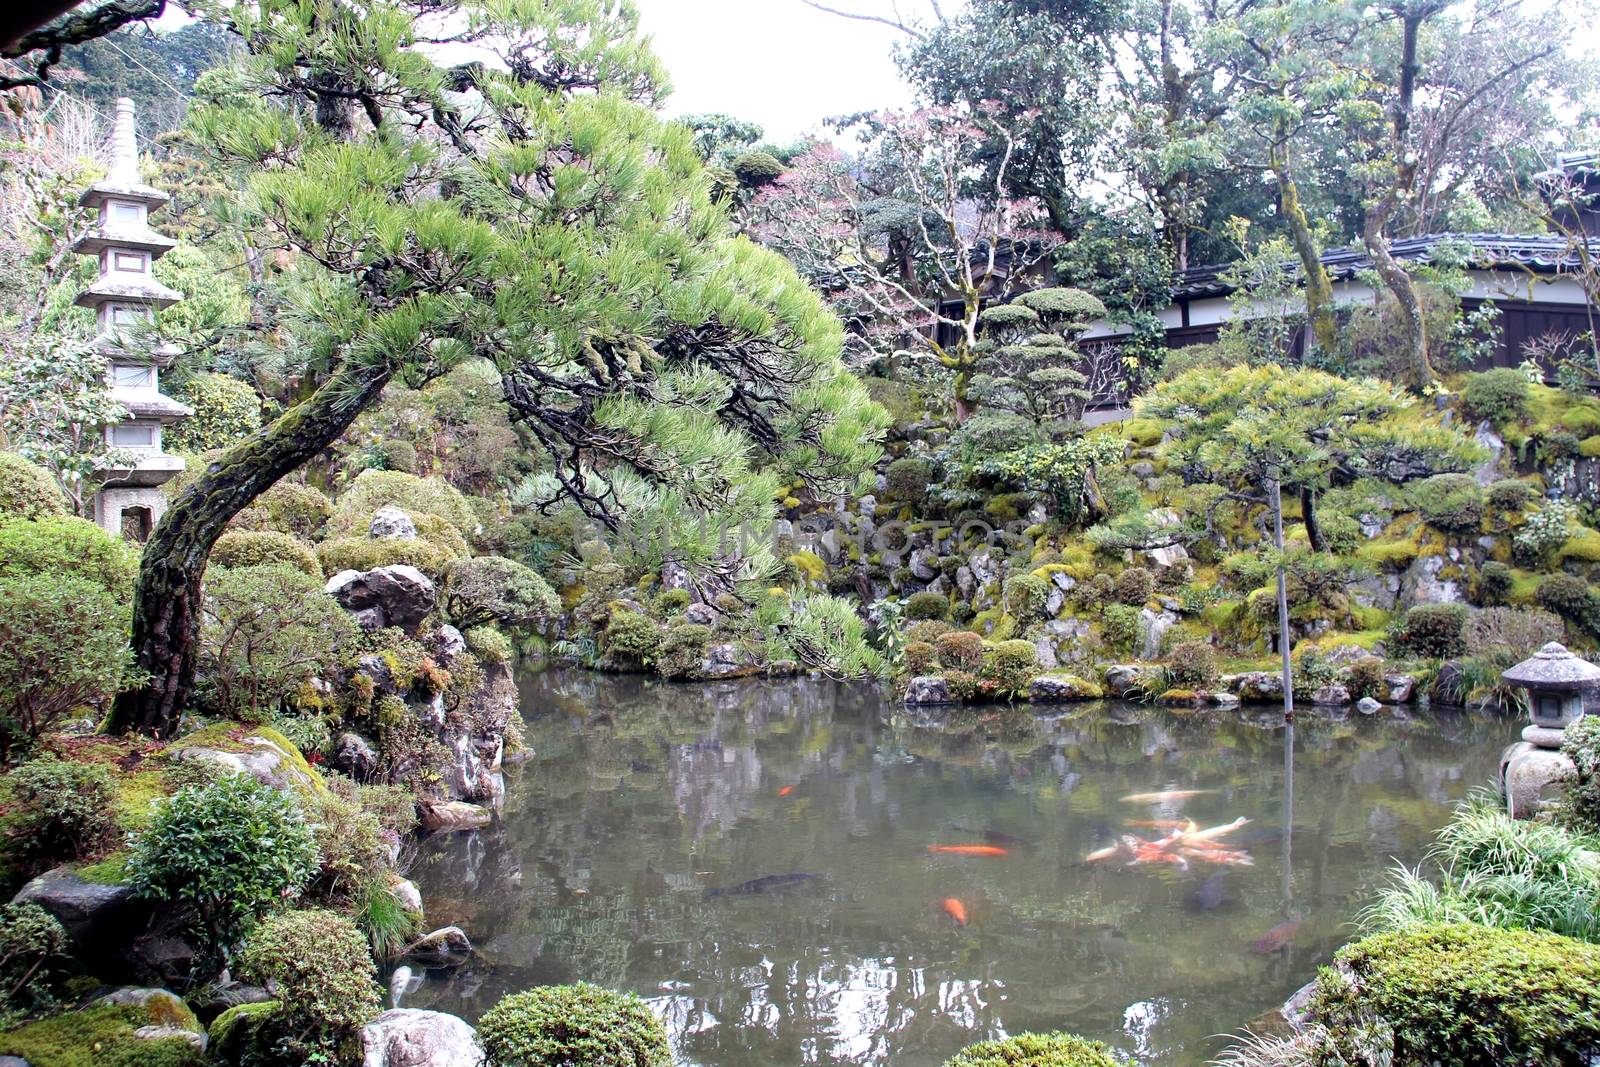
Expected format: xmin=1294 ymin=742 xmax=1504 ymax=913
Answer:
xmin=904 ymin=641 xmax=937 ymax=675
xmin=443 ymin=556 xmax=558 ymax=628
xmin=1346 ymin=655 xmax=1387 ymax=701
xmin=239 ymin=908 xmax=379 ymax=1052
xmin=983 ymin=638 xmax=1040 ymax=698
xmin=1412 ymin=473 xmax=1484 ymax=532
xmin=333 ymin=470 xmax=477 ymax=539
xmin=1460 ymin=367 xmax=1531 ymax=426
xmin=604 ymin=609 xmax=662 ymax=667
xmin=1309 ymin=923 xmax=1600 ymax=1066
xmin=0 ymin=574 xmax=132 ymax=765
xmin=884 ymin=456 xmax=934 ymax=504
xmin=1536 ymin=573 xmax=1599 ymax=630
xmin=1320 ymin=511 xmax=1361 ymax=556
xmin=906 ymin=619 xmax=953 ymax=645
xmin=1112 ymin=567 xmax=1154 ymax=606
xmin=1015 ymin=286 xmax=1107 ymax=325
xmin=0 ymin=514 xmax=138 ymax=602
xmin=1389 ymin=603 xmax=1468 ymax=659
xmin=316 ymin=536 xmax=459 ymax=578
xmin=1101 ymin=604 xmax=1143 ymax=654
xmin=943 ymin=1032 xmax=1125 ymax=1067
xmin=126 ymin=774 xmax=319 ymax=976
xmin=656 ymin=623 xmax=712 ymax=680
xmin=1003 ymin=573 xmax=1050 ymax=620
xmin=935 ymin=630 xmax=986 ymax=672
xmin=1164 ymin=640 xmax=1217 ymax=689
xmin=232 ymin=481 xmax=333 ymax=539
xmin=905 ymin=591 xmax=951 ymax=621
xmin=1486 ymin=478 xmax=1534 ymax=513
xmin=477 ymin=982 xmax=671 ymax=1067
xmin=1476 ymin=561 xmax=1513 ymax=606
xmin=654 ymin=588 xmax=690 ymax=616
xmin=0 ymin=453 xmax=65 ymax=520
xmin=7 ymin=758 xmax=119 ymax=865
xmin=211 ymin=529 xmax=321 ymax=578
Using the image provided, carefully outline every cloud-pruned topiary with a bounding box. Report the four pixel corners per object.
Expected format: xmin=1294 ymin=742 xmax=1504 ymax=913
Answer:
xmin=211 ymin=529 xmax=322 ymax=578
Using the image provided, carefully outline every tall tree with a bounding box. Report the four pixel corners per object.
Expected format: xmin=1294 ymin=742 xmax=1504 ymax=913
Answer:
xmin=1206 ymin=0 xmax=1364 ymax=355
xmin=748 ymin=105 xmax=1056 ymax=422
xmin=1344 ymin=0 xmax=1568 ymax=392
xmin=109 ymin=0 xmax=884 ymax=736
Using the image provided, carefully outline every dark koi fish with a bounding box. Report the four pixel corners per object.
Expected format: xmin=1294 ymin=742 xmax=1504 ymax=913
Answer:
xmin=704 ymin=873 xmax=822 ymax=898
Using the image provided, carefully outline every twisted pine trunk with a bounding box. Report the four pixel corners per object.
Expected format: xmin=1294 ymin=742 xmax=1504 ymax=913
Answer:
xmin=108 ymin=359 xmax=393 ymax=736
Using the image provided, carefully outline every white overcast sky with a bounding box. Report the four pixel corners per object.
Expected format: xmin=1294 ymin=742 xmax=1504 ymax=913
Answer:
xmin=631 ymin=0 xmax=929 ymax=143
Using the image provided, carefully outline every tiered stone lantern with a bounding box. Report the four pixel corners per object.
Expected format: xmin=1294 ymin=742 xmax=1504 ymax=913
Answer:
xmin=72 ymin=97 xmax=191 ymax=541
xmin=1498 ymin=642 xmax=1600 ymax=818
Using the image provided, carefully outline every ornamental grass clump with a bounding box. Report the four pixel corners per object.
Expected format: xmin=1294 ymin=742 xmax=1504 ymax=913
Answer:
xmin=477 ymin=982 xmax=671 ymax=1067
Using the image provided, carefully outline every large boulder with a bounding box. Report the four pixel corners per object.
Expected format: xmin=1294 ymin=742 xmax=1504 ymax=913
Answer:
xmin=418 ymin=800 xmax=491 ymax=833
xmin=173 ymin=730 xmax=317 ymax=792
xmin=14 ymin=867 xmax=140 ymax=945
xmin=1103 ymin=664 xmax=1157 ymax=698
xmin=370 ymin=506 xmax=418 ymax=541
xmin=1231 ymin=671 xmax=1285 ymax=703
xmin=404 ymin=927 xmax=474 ymax=966
xmin=327 ymin=565 xmax=436 ymax=633
xmin=1028 ymin=675 xmax=1102 ymax=703
xmin=903 ymin=676 xmax=954 ymax=705
xmin=361 ymin=1009 xmax=479 ymax=1067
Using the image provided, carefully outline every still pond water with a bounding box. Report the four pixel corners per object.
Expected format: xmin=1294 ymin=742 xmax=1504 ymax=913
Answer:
xmin=407 ymin=670 xmax=1517 ymax=1067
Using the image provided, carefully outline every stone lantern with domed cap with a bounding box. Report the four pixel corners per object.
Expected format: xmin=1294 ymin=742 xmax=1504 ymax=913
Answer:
xmin=1498 ymin=642 xmax=1600 ymax=818
xmin=72 ymin=97 xmax=191 ymax=541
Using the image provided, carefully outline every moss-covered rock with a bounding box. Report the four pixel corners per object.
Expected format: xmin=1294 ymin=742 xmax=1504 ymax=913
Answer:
xmin=0 ymin=996 xmax=206 ymax=1067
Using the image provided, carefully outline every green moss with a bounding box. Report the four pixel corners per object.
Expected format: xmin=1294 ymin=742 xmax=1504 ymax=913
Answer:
xmin=163 ymin=725 xmax=329 ymax=797
xmin=1559 ymin=528 xmax=1600 ymax=565
xmin=1116 ymin=418 xmax=1164 ymax=448
xmin=786 ymin=551 xmax=826 ymax=587
xmin=1580 ymin=435 xmax=1600 ymax=459
xmin=971 ymin=608 xmax=1016 ymax=642
xmin=0 ymin=1001 xmax=206 ymax=1067
xmin=74 ymin=851 xmax=131 ymax=885
xmin=1310 ymin=923 xmax=1600 ymax=1066
xmin=207 ymin=1000 xmax=280 ymax=1061
xmin=942 ymin=1031 xmax=1127 ymax=1067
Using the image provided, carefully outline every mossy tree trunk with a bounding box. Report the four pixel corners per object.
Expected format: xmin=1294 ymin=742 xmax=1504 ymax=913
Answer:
xmin=1271 ymin=144 xmax=1339 ymax=356
xmin=108 ymin=359 xmax=392 ymax=736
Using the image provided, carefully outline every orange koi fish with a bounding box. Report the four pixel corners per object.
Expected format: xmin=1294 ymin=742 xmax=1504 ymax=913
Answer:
xmin=1252 ymin=918 xmax=1302 ymax=954
xmin=941 ymin=898 xmax=969 ymax=926
xmin=777 ymin=785 xmax=794 ymax=796
xmin=927 ymin=845 xmax=1009 ymax=857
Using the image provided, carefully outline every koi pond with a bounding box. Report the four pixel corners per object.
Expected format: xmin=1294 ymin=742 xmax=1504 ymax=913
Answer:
xmin=405 ymin=670 xmax=1517 ymax=1066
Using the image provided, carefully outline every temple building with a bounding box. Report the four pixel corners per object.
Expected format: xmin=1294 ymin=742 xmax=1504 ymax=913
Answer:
xmin=72 ymin=97 xmax=191 ymax=541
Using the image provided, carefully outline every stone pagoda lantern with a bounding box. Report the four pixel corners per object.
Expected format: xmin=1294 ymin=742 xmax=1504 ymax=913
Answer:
xmin=72 ymin=97 xmax=191 ymax=541
xmin=1498 ymin=642 xmax=1600 ymax=818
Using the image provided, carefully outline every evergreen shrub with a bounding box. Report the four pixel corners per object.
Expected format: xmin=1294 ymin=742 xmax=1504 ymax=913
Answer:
xmin=942 ymin=1032 xmax=1125 ymax=1067
xmin=1389 ymin=603 xmax=1468 ymax=658
xmin=1460 ymin=368 xmax=1530 ymax=426
xmin=211 ymin=529 xmax=321 ymax=578
xmin=477 ymin=983 xmax=671 ymax=1067
xmin=935 ymin=631 xmax=986 ymax=672
xmin=1411 ymin=473 xmax=1484 ymax=532
xmin=1310 ymin=923 xmax=1600 ymax=1066
xmin=7 ymin=758 xmax=119 ymax=864
xmin=0 ymin=453 xmax=65 ymax=520
xmin=905 ymin=591 xmax=951 ymax=621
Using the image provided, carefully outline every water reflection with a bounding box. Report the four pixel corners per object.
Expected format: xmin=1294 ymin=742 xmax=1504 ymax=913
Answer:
xmin=405 ymin=671 xmax=1516 ymax=1066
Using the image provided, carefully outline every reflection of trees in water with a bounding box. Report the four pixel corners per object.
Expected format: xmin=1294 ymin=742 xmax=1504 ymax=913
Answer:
xmin=407 ymin=672 xmax=1519 ymax=1065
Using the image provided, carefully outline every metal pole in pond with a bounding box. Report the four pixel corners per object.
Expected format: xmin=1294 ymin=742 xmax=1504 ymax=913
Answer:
xmin=1270 ymin=473 xmax=1295 ymax=725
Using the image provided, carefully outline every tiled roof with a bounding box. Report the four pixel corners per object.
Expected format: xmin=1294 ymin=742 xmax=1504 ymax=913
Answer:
xmin=1172 ymin=232 xmax=1600 ymax=300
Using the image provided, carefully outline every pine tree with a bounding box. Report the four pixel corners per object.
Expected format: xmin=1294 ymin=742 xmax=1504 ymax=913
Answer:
xmin=110 ymin=0 xmax=885 ymax=736
xmin=968 ymin=286 xmax=1106 ymax=435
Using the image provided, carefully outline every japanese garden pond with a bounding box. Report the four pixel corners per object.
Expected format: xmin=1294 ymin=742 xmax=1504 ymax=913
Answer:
xmin=404 ymin=670 xmax=1518 ymax=1066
